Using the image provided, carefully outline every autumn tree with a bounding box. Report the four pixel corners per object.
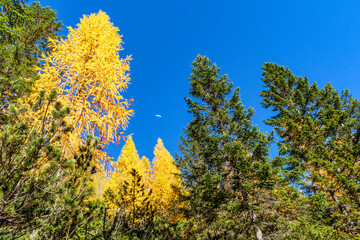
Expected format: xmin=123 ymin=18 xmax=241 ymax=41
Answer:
xmin=23 ymin=10 xmax=133 ymax=166
xmin=139 ymin=156 xmax=152 ymax=192
xmin=177 ymin=55 xmax=277 ymax=240
xmin=105 ymin=136 xmax=152 ymax=215
xmin=260 ymin=62 xmax=360 ymax=236
xmin=100 ymin=138 xmax=155 ymax=239
xmin=152 ymin=138 xmax=181 ymax=216
xmin=116 ymin=136 xmax=140 ymax=174
xmin=101 ymin=168 xmax=155 ymax=239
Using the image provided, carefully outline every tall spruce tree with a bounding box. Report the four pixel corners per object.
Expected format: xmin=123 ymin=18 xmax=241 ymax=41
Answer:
xmin=260 ymin=63 xmax=360 ymax=237
xmin=177 ymin=55 xmax=277 ymax=239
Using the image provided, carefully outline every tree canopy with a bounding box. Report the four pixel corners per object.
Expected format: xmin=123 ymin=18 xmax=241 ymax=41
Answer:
xmin=1 ymin=1 xmax=359 ymax=239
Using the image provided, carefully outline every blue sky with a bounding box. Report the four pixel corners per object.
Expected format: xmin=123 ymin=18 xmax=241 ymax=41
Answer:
xmin=39 ymin=0 xmax=360 ymax=161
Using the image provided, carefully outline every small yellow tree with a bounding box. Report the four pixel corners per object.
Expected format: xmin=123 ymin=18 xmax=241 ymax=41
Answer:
xmin=116 ymin=136 xmax=140 ymax=175
xmin=138 ymin=156 xmax=152 ymax=190
xmin=152 ymin=138 xmax=181 ymax=215
xmin=105 ymin=137 xmax=152 ymax=214
xmin=22 ymin=11 xmax=133 ymax=166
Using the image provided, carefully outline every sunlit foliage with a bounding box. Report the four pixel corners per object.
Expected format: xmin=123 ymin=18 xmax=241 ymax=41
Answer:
xmin=104 ymin=137 xmax=152 ymax=215
xmin=22 ymin=10 xmax=133 ymax=166
xmin=152 ymin=138 xmax=181 ymax=216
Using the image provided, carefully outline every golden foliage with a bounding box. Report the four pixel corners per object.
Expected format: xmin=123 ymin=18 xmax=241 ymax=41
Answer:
xmin=116 ymin=136 xmax=139 ymax=173
xmin=151 ymin=138 xmax=181 ymax=215
xmin=139 ymin=156 xmax=152 ymax=190
xmin=103 ymin=138 xmax=182 ymax=218
xmin=105 ymin=137 xmax=152 ymax=214
xmin=21 ymin=11 xmax=133 ymax=167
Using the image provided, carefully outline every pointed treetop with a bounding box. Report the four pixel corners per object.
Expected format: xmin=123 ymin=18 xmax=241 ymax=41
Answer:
xmin=152 ymin=138 xmax=181 ymax=215
xmin=155 ymin=138 xmax=164 ymax=150
xmin=117 ymin=136 xmax=139 ymax=170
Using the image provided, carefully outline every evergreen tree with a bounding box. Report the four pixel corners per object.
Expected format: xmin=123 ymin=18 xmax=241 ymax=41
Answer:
xmin=260 ymin=62 xmax=360 ymax=237
xmin=0 ymin=0 xmax=27 ymax=43
xmin=0 ymin=91 xmax=99 ymax=239
xmin=177 ymin=55 xmax=277 ymax=239
xmin=0 ymin=1 xmax=62 ymax=109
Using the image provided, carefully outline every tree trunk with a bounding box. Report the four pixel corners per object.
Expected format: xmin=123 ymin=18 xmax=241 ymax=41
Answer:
xmin=250 ymin=210 xmax=263 ymax=240
xmin=241 ymin=190 xmax=264 ymax=240
xmin=329 ymin=190 xmax=348 ymax=216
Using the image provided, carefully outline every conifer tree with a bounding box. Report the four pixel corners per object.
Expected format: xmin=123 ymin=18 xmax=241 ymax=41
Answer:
xmin=0 ymin=91 xmax=99 ymax=239
xmin=0 ymin=1 xmax=62 ymax=114
xmin=152 ymin=138 xmax=181 ymax=216
xmin=105 ymin=136 xmax=139 ymax=214
xmin=116 ymin=136 xmax=140 ymax=174
xmin=177 ymin=55 xmax=277 ymax=239
xmin=0 ymin=0 xmax=27 ymax=43
xmin=139 ymin=156 xmax=152 ymax=191
xmin=260 ymin=62 xmax=360 ymax=236
xmin=22 ymin=10 xmax=133 ymax=166
xmin=105 ymin=137 xmax=151 ymax=215
xmin=101 ymin=168 xmax=155 ymax=239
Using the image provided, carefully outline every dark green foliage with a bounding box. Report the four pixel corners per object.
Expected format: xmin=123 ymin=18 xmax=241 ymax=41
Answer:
xmin=0 ymin=0 xmax=27 ymax=43
xmin=177 ymin=55 xmax=278 ymax=239
xmin=260 ymin=62 xmax=360 ymax=238
xmin=0 ymin=1 xmax=62 ymax=109
xmin=36 ymin=135 xmax=102 ymax=240
xmin=0 ymin=91 xmax=99 ymax=239
xmin=149 ymin=218 xmax=192 ymax=240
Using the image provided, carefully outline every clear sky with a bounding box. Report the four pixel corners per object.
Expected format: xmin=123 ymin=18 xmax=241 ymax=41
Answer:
xmin=38 ymin=0 xmax=360 ymax=161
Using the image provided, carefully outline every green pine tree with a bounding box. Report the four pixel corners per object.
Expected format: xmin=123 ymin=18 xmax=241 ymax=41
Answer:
xmin=0 ymin=0 xmax=27 ymax=43
xmin=260 ymin=62 xmax=360 ymax=237
xmin=177 ymin=55 xmax=277 ymax=240
xmin=0 ymin=1 xmax=62 ymax=111
xmin=0 ymin=91 xmax=100 ymax=239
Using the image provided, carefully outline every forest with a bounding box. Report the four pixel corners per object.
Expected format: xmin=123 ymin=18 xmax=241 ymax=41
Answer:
xmin=0 ymin=0 xmax=359 ymax=239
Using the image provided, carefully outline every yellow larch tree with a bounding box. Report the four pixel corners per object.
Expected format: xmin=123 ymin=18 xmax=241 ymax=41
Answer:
xmin=138 ymin=156 xmax=152 ymax=191
xmin=105 ymin=136 xmax=152 ymax=215
xmin=151 ymin=138 xmax=181 ymax=216
xmin=21 ymin=11 xmax=133 ymax=168
xmin=116 ymin=136 xmax=140 ymax=175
